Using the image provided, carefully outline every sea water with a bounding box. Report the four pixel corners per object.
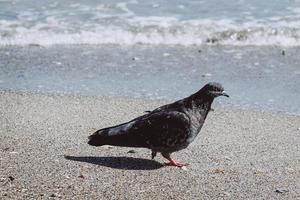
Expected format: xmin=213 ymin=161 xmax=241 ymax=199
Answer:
xmin=0 ymin=0 xmax=300 ymax=114
xmin=1 ymin=0 xmax=300 ymax=46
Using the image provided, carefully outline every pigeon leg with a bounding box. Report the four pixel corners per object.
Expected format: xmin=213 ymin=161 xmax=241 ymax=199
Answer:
xmin=151 ymin=150 xmax=157 ymax=159
xmin=161 ymin=152 xmax=186 ymax=168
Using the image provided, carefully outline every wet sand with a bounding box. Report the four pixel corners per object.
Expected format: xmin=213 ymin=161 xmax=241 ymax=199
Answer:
xmin=0 ymin=91 xmax=299 ymax=199
xmin=1 ymin=45 xmax=300 ymax=114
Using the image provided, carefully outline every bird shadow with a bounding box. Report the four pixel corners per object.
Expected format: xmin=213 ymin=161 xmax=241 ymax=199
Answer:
xmin=64 ymin=155 xmax=164 ymax=170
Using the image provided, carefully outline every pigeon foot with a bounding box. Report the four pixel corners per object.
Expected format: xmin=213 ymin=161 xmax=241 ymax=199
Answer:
xmin=165 ymin=159 xmax=187 ymax=168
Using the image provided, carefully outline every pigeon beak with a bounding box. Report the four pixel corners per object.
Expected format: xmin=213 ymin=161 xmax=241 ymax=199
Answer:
xmin=221 ymin=91 xmax=229 ymax=97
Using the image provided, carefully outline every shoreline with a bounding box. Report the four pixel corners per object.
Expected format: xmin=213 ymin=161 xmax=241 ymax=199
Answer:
xmin=1 ymin=45 xmax=300 ymax=114
xmin=1 ymin=91 xmax=299 ymax=199
xmin=1 ymin=89 xmax=300 ymax=117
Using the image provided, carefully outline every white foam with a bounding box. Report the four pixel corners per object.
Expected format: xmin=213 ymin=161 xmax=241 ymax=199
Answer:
xmin=1 ymin=17 xmax=300 ymax=46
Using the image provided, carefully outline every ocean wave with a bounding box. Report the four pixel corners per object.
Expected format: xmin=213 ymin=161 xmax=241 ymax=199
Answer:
xmin=1 ymin=17 xmax=300 ymax=46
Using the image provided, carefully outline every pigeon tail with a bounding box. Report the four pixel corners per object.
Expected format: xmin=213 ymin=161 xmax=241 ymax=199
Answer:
xmin=88 ymin=121 xmax=147 ymax=148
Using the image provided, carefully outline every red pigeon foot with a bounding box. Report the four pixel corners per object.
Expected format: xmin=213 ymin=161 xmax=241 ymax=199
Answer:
xmin=165 ymin=159 xmax=187 ymax=168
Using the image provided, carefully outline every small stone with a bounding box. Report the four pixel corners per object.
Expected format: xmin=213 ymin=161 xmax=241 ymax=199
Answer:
xmin=224 ymin=156 xmax=232 ymax=161
xmin=163 ymin=53 xmax=171 ymax=57
xmin=0 ymin=177 xmax=6 ymax=182
xmin=127 ymin=150 xmax=136 ymax=153
xmin=50 ymin=193 xmax=61 ymax=198
xmin=8 ymin=176 xmax=14 ymax=181
xmin=3 ymin=147 xmax=9 ymax=151
xmin=132 ymin=57 xmax=140 ymax=61
xmin=21 ymin=189 xmax=28 ymax=192
xmin=275 ymin=189 xmax=289 ymax=194
xmin=202 ymin=73 xmax=212 ymax=77
xmin=78 ymin=174 xmax=85 ymax=179
xmin=198 ymin=50 xmax=202 ymax=53
xmin=281 ymin=50 xmax=285 ymax=56
xmin=50 ymin=193 xmax=56 ymax=197
xmin=214 ymin=169 xmax=225 ymax=174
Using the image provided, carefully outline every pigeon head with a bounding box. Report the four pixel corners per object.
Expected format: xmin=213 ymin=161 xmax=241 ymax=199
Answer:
xmin=202 ymin=82 xmax=229 ymax=98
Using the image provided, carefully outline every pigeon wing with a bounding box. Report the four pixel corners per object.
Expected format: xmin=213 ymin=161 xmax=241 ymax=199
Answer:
xmin=129 ymin=111 xmax=191 ymax=151
xmin=88 ymin=110 xmax=190 ymax=149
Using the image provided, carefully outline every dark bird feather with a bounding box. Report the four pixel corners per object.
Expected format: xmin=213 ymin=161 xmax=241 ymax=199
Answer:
xmin=88 ymin=82 xmax=229 ymax=167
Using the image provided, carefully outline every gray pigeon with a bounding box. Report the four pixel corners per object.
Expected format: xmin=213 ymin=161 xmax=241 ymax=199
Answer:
xmin=88 ymin=82 xmax=229 ymax=167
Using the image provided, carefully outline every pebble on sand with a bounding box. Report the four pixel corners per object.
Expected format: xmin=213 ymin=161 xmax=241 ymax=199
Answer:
xmin=214 ymin=169 xmax=225 ymax=174
xmin=50 ymin=193 xmax=61 ymax=198
xmin=275 ymin=189 xmax=289 ymax=194
xmin=132 ymin=57 xmax=140 ymax=61
xmin=202 ymin=73 xmax=212 ymax=77
xmin=78 ymin=174 xmax=85 ymax=179
xmin=224 ymin=156 xmax=232 ymax=161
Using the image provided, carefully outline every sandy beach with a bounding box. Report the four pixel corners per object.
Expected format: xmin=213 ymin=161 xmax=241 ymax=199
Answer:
xmin=0 ymin=91 xmax=299 ymax=199
xmin=1 ymin=0 xmax=300 ymax=199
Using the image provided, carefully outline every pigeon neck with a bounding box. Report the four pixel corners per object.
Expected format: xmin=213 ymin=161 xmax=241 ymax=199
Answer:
xmin=187 ymin=91 xmax=214 ymax=110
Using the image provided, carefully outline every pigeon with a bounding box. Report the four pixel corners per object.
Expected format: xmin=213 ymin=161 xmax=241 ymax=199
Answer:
xmin=88 ymin=82 xmax=229 ymax=167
